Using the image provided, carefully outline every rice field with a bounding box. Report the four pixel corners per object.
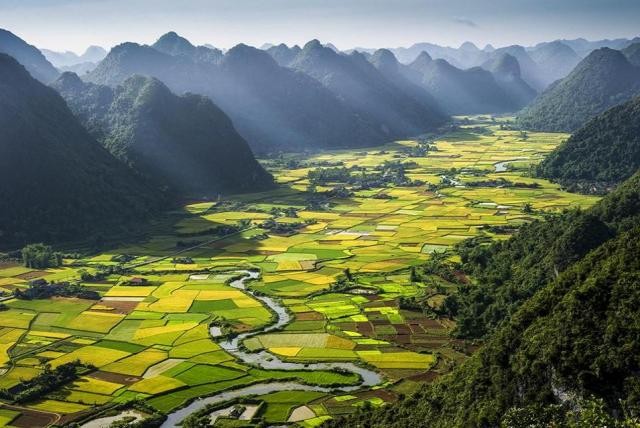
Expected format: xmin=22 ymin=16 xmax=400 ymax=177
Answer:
xmin=0 ymin=119 xmax=599 ymax=426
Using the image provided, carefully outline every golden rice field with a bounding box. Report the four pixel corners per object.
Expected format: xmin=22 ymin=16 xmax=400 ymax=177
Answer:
xmin=0 ymin=118 xmax=599 ymax=427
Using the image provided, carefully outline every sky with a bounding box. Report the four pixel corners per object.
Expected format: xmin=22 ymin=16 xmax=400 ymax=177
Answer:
xmin=1 ymin=0 xmax=639 ymax=53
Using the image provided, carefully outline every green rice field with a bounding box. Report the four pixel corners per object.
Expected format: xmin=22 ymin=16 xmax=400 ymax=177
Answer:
xmin=0 ymin=118 xmax=599 ymax=426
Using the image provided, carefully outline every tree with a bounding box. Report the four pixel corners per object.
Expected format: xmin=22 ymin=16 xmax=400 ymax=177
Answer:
xmin=21 ymin=243 xmax=62 ymax=269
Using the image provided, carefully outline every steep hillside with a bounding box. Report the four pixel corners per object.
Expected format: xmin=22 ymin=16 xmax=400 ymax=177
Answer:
xmin=290 ymin=40 xmax=446 ymax=137
xmin=0 ymin=54 xmax=161 ymax=246
xmin=408 ymin=53 xmax=517 ymax=114
xmin=325 ymin=172 xmax=640 ymax=427
xmin=518 ymin=47 xmax=640 ymax=132
xmin=537 ymin=96 xmax=640 ymax=189
xmin=0 ymin=28 xmax=59 ymax=82
xmin=53 ymin=72 xmax=273 ymax=195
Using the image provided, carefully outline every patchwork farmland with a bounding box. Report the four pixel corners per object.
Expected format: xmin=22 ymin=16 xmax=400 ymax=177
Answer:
xmin=0 ymin=118 xmax=598 ymax=426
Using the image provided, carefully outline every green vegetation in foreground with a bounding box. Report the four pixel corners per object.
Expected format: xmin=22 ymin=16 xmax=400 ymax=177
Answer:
xmin=324 ymin=173 xmax=640 ymax=427
xmin=0 ymin=116 xmax=598 ymax=426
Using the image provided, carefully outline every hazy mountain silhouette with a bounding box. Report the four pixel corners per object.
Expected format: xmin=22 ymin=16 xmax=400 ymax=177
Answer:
xmin=289 ymin=40 xmax=446 ymax=137
xmin=481 ymin=53 xmax=537 ymax=108
xmin=408 ymin=52 xmax=517 ymax=114
xmin=88 ymin=33 xmax=434 ymax=151
xmin=528 ymin=41 xmax=582 ymax=85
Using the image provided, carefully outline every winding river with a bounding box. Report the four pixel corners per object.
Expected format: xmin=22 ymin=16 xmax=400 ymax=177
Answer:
xmin=160 ymin=270 xmax=383 ymax=427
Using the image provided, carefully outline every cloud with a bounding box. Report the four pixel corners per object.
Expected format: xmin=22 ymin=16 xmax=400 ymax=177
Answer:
xmin=452 ymin=17 xmax=478 ymax=28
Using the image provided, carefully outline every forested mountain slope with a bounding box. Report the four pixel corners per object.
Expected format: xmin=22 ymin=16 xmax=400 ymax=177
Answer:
xmin=0 ymin=54 xmax=161 ymax=246
xmin=53 ymin=72 xmax=273 ymax=195
xmin=537 ymin=96 xmax=640 ymax=190
xmin=518 ymin=47 xmax=640 ymax=132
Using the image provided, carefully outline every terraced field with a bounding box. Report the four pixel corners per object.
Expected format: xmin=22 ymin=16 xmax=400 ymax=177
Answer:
xmin=0 ymin=118 xmax=599 ymax=427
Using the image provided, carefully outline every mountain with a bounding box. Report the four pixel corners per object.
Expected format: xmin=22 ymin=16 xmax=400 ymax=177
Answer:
xmin=528 ymin=40 xmax=582 ymax=86
xmin=81 ymin=46 xmax=108 ymax=63
xmin=489 ymin=45 xmax=546 ymax=90
xmin=0 ymin=28 xmax=59 ymax=83
xmin=213 ymin=43 xmax=387 ymax=150
xmin=560 ymin=36 xmax=640 ymax=57
xmin=86 ymin=42 xmax=198 ymax=87
xmin=537 ymin=96 xmax=640 ymax=189
xmin=623 ymin=42 xmax=640 ymax=66
xmin=289 ymin=40 xmax=446 ymax=137
xmin=53 ymin=72 xmax=273 ymax=196
xmin=0 ymin=54 xmax=161 ymax=246
xmin=151 ymin=31 xmax=197 ymax=56
xmin=265 ymin=43 xmax=301 ymax=67
xmin=481 ymin=53 xmax=537 ymax=108
xmin=368 ymin=49 xmax=446 ymax=121
xmin=42 ymin=45 xmax=107 ymax=67
xmin=151 ymin=32 xmax=223 ymax=64
xmin=387 ymin=42 xmax=489 ymax=68
xmin=326 ymin=171 xmax=640 ymax=428
xmin=88 ymin=35 xmax=430 ymax=151
xmin=408 ymin=53 xmax=517 ymax=114
xmin=518 ymin=47 xmax=640 ymax=132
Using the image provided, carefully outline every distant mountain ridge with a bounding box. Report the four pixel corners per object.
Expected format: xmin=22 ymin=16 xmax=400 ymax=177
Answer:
xmin=53 ymin=72 xmax=273 ymax=196
xmin=42 ymin=45 xmax=107 ymax=67
xmin=405 ymin=52 xmax=528 ymax=114
xmin=288 ymin=40 xmax=446 ymax=137
xmin=87 ymin=33 xmax=447 ymax=152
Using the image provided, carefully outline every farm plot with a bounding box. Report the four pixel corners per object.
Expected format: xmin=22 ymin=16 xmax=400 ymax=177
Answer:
xmin=0 ymin=118 xmax=600 ymax=425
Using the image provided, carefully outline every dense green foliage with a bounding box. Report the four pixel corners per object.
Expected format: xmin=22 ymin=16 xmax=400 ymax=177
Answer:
xmin=0 ymin=362 xmax=87 ymax=403
xmin=537 ymin=96 xmax=640 ymax=190
xmin=53 ymin=72 xmax=273 ymax=196
xmin=326 ymin=173 xmax=640 ymax=428
xmin=21 ymin=243 xmax=62 ymax=269
xmin=518 ymin=47 xmax=640 ymax=132
xmin=0 ymin=54 xmax=162 ymax=247
xmin=453 ymin=172 xmax=640 ymax=339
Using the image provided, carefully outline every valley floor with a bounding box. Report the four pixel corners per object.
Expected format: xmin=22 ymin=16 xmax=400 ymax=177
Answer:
xmin=0 ymin=116 xmax=598 ymax=427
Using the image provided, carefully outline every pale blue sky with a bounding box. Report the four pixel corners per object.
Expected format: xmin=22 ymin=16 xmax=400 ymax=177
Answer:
xmin=1 ymin=0 xmax=638 ymax=53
